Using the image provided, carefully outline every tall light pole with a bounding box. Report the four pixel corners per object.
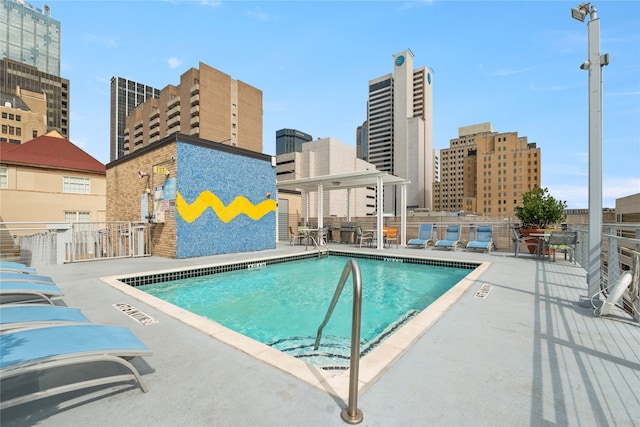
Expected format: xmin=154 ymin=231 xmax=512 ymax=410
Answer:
xmin=571 ymin=3 xmax=609 ymax=303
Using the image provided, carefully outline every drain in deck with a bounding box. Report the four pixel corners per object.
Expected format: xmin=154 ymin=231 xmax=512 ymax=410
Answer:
xmin=474 ymin=283 xmax=494 ymax=299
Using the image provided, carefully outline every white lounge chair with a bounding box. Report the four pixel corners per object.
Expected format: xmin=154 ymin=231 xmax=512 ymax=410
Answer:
xmin=0 ymin=324 xmax=152 ymax=409
xmin=434 ymin=225 xmax=463 ymax=251
xmin=466 ymin=226 xmax=494 ymax=253
xmin=407 ymin=224 xmax=436 ymax=248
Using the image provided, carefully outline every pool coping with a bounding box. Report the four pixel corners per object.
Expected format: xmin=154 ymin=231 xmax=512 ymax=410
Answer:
xmin=101 ymin=250 xmax=490 ymax=401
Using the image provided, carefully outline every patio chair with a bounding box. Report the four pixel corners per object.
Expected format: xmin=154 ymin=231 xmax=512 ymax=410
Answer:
xmin=0 ymin=261 xmax=36 ymax=273
xmin=354 ymin=226 xmax=373 ymax=247
xmin=407 ymin=224 xmax=436 ymax=249
xmin=0 ymin=304 xmax=89 ymax=330
xmin=547 ymin=231 xmax=578 ymax=263
xmin=435 ymin=225 xmax=463 ymax=251
xmin=289 ymin=226 xmax=305 ymax=246
xmin=0 ymin=323 xmax=152 ymax=410
xmin=512 ymin=227 xmax=540 ymax=257
xmin=0 ymin=281 xmax=64 ymax=305
xmin=0 ymin=271 xmax=55 ymax=285
xmin=466 ymin=226 xmax=494 ymax=253
xmin=384 ymin=227 xmax=399 ymax=248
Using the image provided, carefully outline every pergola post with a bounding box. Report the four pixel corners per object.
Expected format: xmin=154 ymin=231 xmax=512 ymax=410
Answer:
xmin=376 ymin=175 xmax=384 ymax=249
xmin=400 ymin=183 xmax=407 ymax=246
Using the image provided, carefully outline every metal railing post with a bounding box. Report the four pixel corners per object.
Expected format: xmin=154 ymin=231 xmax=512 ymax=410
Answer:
xmin=314 ymin=258 xmax=363 ymax=424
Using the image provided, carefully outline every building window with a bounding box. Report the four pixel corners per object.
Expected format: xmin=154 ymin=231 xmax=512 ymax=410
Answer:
xmin=0 ymin=167 xmax=7 ymax=188
xmin=63 ymin=176 xmax=90 ymax=194
xmin=33 ymin=130 xmax=38 ymax=138
xmin=64 ymin=211 xmax=91 ymax=223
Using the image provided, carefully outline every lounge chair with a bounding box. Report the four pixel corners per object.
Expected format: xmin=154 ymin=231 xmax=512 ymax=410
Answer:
xmin=407 ymin=224 xmax=436 ymax=249
xmin=0 ymin=281 xmax=64 ymax=305
xmin=0 ymin=305 xmax=89 ymax=330
xmin=0 ymin=261 xmax=36 ymax=273
xmin=0 ymin=271 xmax=55 ymax=285
xmin=434 ymin=225 xmax=463 ymax=251
xmin=0 ymin=324 xmax=152 ymax=409
xmin=466 ymin=226 xmax=494 ymax=253
xmin=354 ymin=226 xmax=373 ymax=248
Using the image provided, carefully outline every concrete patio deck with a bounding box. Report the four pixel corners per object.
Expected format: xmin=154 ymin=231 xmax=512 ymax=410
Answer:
xmin=2 ymin=243 xmax=639 ymax=426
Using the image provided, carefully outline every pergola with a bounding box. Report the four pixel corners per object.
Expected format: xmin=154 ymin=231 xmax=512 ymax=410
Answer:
xmin=276 ymin=170 xmax=410 ymax=249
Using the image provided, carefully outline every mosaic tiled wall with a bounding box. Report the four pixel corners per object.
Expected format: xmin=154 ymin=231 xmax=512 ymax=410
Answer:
xmin=175 ymin=142 xmax=276 ymax=258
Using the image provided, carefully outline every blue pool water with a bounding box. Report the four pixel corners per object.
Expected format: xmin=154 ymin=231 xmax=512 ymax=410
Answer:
xmin=137 ymin=255 xmax=471 ymax=368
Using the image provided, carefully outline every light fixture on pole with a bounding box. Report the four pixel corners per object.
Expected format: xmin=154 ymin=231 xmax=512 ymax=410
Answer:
xmin=571 ymin=3 xmax=609 ymax=305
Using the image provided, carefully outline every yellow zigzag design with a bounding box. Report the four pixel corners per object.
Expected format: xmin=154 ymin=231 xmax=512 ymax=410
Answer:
xmin=176 ymin=190 xmax=276 ymax=223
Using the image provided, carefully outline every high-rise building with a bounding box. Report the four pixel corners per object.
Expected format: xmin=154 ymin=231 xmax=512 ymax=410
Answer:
xmin=124 ymin=62 xmax=262 ymax=155
xmin=0 ymin=59 xmax=69 ymax=138
xmin=275 ymin=128 xmax=312 ymax=155
xmin=362 ymin=50 xmax=434 ymax=214
xmin=356 ymin=121 xmax=368 ymax=162
xmin=276 ymin=137 xmax=377 ymax=218
xmin=1 ymin=1 xmax=68 ymax=139
xmin=110 ymin=77 xmax=160 ymax=161
xmin=1 ymin=0 xmax=61 ymax=76
xmin=434 ymin=122 xmax=541 ymax=216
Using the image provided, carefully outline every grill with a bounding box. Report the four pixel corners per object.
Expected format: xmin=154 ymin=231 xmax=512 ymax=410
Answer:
xmin=339 ymin=222 xmax=359 ymax=244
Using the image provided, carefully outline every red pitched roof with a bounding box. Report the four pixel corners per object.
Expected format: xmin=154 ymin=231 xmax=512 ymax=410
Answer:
xmin=0 ymin=134 xmax=105 ymax=174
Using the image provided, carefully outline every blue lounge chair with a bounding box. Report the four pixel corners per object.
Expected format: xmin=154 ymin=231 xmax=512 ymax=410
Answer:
xmin=466 ymin=226 xmax=494 ymax=253
xmin=0 ymin=271 xmax=55 ymax=285
xmin=407 ymin=224 xmax=436 ymax=248
xmin=0 ymin=261 xmax=36 ymax=273
xmin=0 ymin=324 xmax=152 ymax=409
xmin=0 ymin=305 xmax=89 ymax=330
xmin=434 ymin=225 xmax=463 ymax=251
xmin=0 ymin=281 xmax=64 ymax=305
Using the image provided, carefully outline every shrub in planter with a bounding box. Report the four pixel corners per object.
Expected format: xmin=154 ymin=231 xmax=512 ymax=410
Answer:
xmin=515 ymin=187 xmax=567 ymax=253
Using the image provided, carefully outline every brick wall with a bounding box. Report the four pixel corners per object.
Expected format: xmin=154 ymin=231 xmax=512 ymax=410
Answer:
xmin=107 ymin=142 xmax=177 ymax=258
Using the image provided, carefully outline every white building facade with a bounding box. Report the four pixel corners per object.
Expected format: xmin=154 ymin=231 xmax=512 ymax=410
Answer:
xmin=365 ymin=50 xmax=434 ymax=214
xmin=276 ymin=137 xmax=377 ymax=219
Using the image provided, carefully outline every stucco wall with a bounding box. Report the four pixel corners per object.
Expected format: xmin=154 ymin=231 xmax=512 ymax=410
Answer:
xmin=0 ymin=165 xmax=106 ymax=226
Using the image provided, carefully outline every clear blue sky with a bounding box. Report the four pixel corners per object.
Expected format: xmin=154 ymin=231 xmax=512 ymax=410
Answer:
xmin=34 ymin=0 xmax=639 ymax=209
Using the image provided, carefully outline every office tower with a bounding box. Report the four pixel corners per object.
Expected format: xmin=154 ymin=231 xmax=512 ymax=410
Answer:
xmin=110 ymin=77 xmax=160 ymax=161
xmin=363 ymin=50 xmax=434 ymax=214
xmin=1 ymin=0 xmax=61 ymax=76
xmin=0 ymin=59 xmax=69 ymax=138
xmin=1 ymin=1 xmax=68 ymax=139
xmin=275 ymin=128 xmax=312 ymax=155
xmin=356 ymin=121 xmax=368 ymax=162
xmin=124 ymin=62 xmax=262 ymax=155
xmin=434 ymin=122 xmax=541 ymax=216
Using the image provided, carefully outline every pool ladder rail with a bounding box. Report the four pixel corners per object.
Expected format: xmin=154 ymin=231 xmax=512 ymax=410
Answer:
xmin=314 ymin=258 xmax=363 ymax=425
xmin=304 ymin=227 xmax=330 ymax=257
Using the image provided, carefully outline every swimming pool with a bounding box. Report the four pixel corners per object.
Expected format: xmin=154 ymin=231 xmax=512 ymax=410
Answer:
xmin=104 ymin=250 xmax=488 ymax=398
xmin=135 ymin=255 xmax=471 ymax=369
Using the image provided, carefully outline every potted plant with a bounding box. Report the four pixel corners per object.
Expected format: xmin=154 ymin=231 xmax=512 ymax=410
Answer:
xmin=515 ymin=187 xmax=567 ymax=253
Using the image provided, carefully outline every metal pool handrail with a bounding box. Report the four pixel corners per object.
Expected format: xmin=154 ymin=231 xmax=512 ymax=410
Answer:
xmin=313 ymin=258 xmax=363 ymax=424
